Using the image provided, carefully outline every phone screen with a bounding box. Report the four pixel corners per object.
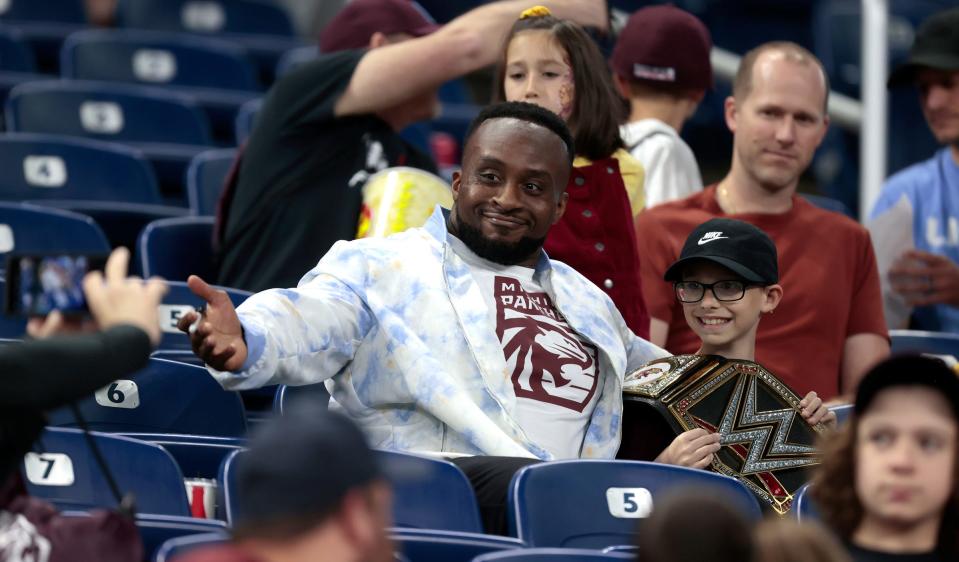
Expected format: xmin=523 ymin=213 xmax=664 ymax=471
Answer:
xmin=5 ymin=254 xmax=107 ymax=317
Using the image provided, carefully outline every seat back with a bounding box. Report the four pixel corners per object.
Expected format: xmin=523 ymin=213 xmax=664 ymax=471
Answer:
xmin=890 ymin=329 xmax=959 ymax=358
xmin=62 ymin=29 xmax=260 ymax=91
xmin=275 ymin=45 xmax=317 ymax=77
xmin=272 ymin=383 xmax=330 ymax=415
xmin=115 ymin=0 xmax=295 ymax=37
xmin=801 ymin=193 xmax=854 ymax=218
xmin=119 ymin=433 xmax=245 ymax=479
xmin=829 ymin=404 xmax=854 ymax=425
xmin=136 ymin=515 xmax=228 ymax=562
xmin=220 ymin=449 xmax=484 ymax=533
xmin=154 ymin=530 xmax=230 ymax=562
xmin=46 ymin=357 xmax=247 ymax=437
xmin=392 ymin=529 xmax=523 ymax=562
xmin=138 ymin=215 xmax=216 ymax=281
xmin=791 ymin=484 xmax=821 ymax=522
xmin=6 ymin=80 xmax=213 ymax=145
xmin=0 ymin=133 xmax=161 ymax=203
xmin=186 ymin=148 xmax=236 ymax=216
xmin=0 ymin=26 xmax=35 ymax=71
xmin=25 ymin=427 xmax=191 ymax=515
xmin=376 ymin=450 xmax=484 ymax=533
xmin=0 ymin=202 xmax=110 ymax=263
xmin=508 ymin=460 xmax=762 ymax=548
xmin=155 ymin=281 xmax=251 ymax=350
xmin=0 ymin=0 xmax=87 ymax=24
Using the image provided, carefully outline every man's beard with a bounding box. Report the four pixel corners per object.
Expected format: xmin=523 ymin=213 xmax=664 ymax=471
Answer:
xmin=454 ymin=218 xmax=546 ymax=266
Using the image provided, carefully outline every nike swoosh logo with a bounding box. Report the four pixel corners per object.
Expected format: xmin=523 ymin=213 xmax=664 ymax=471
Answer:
xmin=698 ymin=236 xmax=729 ymax=245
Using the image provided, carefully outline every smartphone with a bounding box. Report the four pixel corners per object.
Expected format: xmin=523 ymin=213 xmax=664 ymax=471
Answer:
xmin=5 ymin=254 xmax=108 ymax=317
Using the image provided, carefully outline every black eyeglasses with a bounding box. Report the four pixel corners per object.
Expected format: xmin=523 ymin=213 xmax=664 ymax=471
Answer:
xmin=674 ymin=280 xmax=762 ymax=303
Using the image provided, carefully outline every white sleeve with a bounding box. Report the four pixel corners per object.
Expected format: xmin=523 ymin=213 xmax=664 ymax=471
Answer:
xmin=631 ymin=135 xmax=704 ymax=208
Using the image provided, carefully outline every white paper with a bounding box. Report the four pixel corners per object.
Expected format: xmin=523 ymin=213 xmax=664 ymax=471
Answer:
xmin=867 ymin=196 xmax=915 ymax=329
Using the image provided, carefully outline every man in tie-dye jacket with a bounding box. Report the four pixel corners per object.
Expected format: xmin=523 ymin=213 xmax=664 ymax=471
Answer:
xmin=179 ymin=103 xmax=717 ymax=467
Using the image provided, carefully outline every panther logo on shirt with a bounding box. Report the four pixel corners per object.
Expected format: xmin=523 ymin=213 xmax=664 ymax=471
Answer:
xmin=494 ymin=276 xmax=598 ymax=412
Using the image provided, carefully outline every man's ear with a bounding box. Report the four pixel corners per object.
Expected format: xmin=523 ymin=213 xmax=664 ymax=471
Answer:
xmin=451 ymin=170 xmax=462 ymax=200
xmin=552 ymin=190 xmax=569 ymax=225
xmin=762 ymin=284 xmax=783 ymax=313
xmin=723 ymin=96 xmax=739 ymax=134
xmin=337 ymin=489 xmax=378 ymax=550
xmin=368 ymin=32 xmax=388 ymax=49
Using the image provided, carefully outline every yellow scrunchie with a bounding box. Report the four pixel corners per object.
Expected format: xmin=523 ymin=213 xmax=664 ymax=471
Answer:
xmin=519 ymin=5 xmax=551 ymax=19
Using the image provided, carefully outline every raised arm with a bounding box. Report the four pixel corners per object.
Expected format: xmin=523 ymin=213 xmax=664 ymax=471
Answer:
xmin=335 ymin=0 xmax=608 ymax=117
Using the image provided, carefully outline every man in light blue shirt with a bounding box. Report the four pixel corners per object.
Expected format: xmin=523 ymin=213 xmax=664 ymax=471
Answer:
xmin=871 ymin=7 xmax=959 ymax=332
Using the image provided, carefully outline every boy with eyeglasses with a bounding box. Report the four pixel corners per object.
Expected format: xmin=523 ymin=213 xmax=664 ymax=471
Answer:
xmin=663 ymin=218 xmax=836 ymax=429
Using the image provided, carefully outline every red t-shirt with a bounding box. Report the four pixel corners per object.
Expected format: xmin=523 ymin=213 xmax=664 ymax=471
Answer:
xmin=635 ymin=185 xmax=888 ymax=400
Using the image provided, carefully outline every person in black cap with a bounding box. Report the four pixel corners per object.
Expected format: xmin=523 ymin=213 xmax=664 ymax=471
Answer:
xmin=813 ymin=354 xmax=959 ymax=561
xmin=870 ymin=7 xmax=959 ymax=334
xmin=664 ymin=218 xmax=836 ymax=429
xmin=176 ymin=408 xmax=394 ymax=562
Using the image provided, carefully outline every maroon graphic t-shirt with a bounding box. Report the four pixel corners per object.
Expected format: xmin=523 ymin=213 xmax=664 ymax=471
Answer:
xmin=450 ymin=237 xmax=600 ymax=459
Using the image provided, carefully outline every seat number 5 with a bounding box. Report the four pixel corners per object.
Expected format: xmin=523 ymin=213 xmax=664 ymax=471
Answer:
xmin=605 ymin=487 xmax=653 ymax=518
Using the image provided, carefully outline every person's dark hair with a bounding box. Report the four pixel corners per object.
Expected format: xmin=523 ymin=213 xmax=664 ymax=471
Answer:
xmin=752 ymin=519 xmax=851 ymax=562
xmin=733 ymin=41 xmax=831 ymax=114
xmin=491 ymin=14 xmax=625 ymax=160
xmin=637 ymin=490 xmax=754 ymax=562
xmin=464 ymin=101 xmax=575 ymax=165
xmin=812 ymin=414 xmax=959 ymax=558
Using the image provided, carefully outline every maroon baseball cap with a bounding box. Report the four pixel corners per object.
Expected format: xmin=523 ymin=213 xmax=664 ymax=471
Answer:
xmin=319 ymin=0 xmax=439 ymax=53
xmin=611 ymin=5 xmax=713 ymax=91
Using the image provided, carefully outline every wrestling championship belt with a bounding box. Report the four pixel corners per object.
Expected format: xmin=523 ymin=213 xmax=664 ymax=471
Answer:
xmin=622 ymin=355 xmax=826 ymax=515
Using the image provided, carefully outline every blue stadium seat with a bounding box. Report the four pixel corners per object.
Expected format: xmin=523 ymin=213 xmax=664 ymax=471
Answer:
xmin=62 ymin=29 xmax=260 ymax=91
xmin=0 ymin=202 xmax=110 ymax=261
xmin=234 ymin=97 xmax=260 ymax=144
xmin=116 ymin=0 xmax=295 ymax=37
xmin=0 ymin=26 xmax=35 ymax=71
xmin=508 ymin=460 xmax=762 ymax=549
xmin=0 ymin=0 xmax=87 ymax=73
xmin=890 ymin=329 xmax=959 ymax=357
xmin=138 ymin=516 xmax=228 ymax=562
xmin=154 ymin=531 xmax=230 ymax=562
xmin=5 ymin=80 xmax=214 ymax=198
xmin=791 ymin=484 xmax=821 ymax=522
xmin=6 ymin=79 xmax=213 ymax=144
xmin=28 ymin=200 xmax=189 ymax=252
xmin=61 ymin=29 xmax=261 ymax=144
xmin=376 ymin=450 xmax=484 ymax=533
xmin=25 ymin=427 xmax=191 ymax=515
xmin=61 ymin=512 xmax=228 ymax=562
xmin=46 ymin=357 xmax=247 ymax=438
xmin=393 ymin=529 xmax=523 ymax=562
xmin=219 ymin=448 xmax=484 ymax=533
xmin=0 ymin=133 xmax=161 ymax=203
xmin=473 ymin=549 xmax=634 ymax=561
xmin=272 ymin=383 xmax=330 ymax=414
xmin=154 ymin=281 xmax=251 ymax=351
xmin=120 ymin=433 xmax=246 ymax=480
xmin=138 ymin=215 xmax=216 ymax=281
xmin=114 ymin=0 xmax=303 ymax=86
xmin=187 ymin=148 xmax=236 ymax=216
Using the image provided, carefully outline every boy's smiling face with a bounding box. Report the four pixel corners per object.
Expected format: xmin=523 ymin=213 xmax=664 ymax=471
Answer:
xmin=679 ymin=260 xmax=781 ymax=357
